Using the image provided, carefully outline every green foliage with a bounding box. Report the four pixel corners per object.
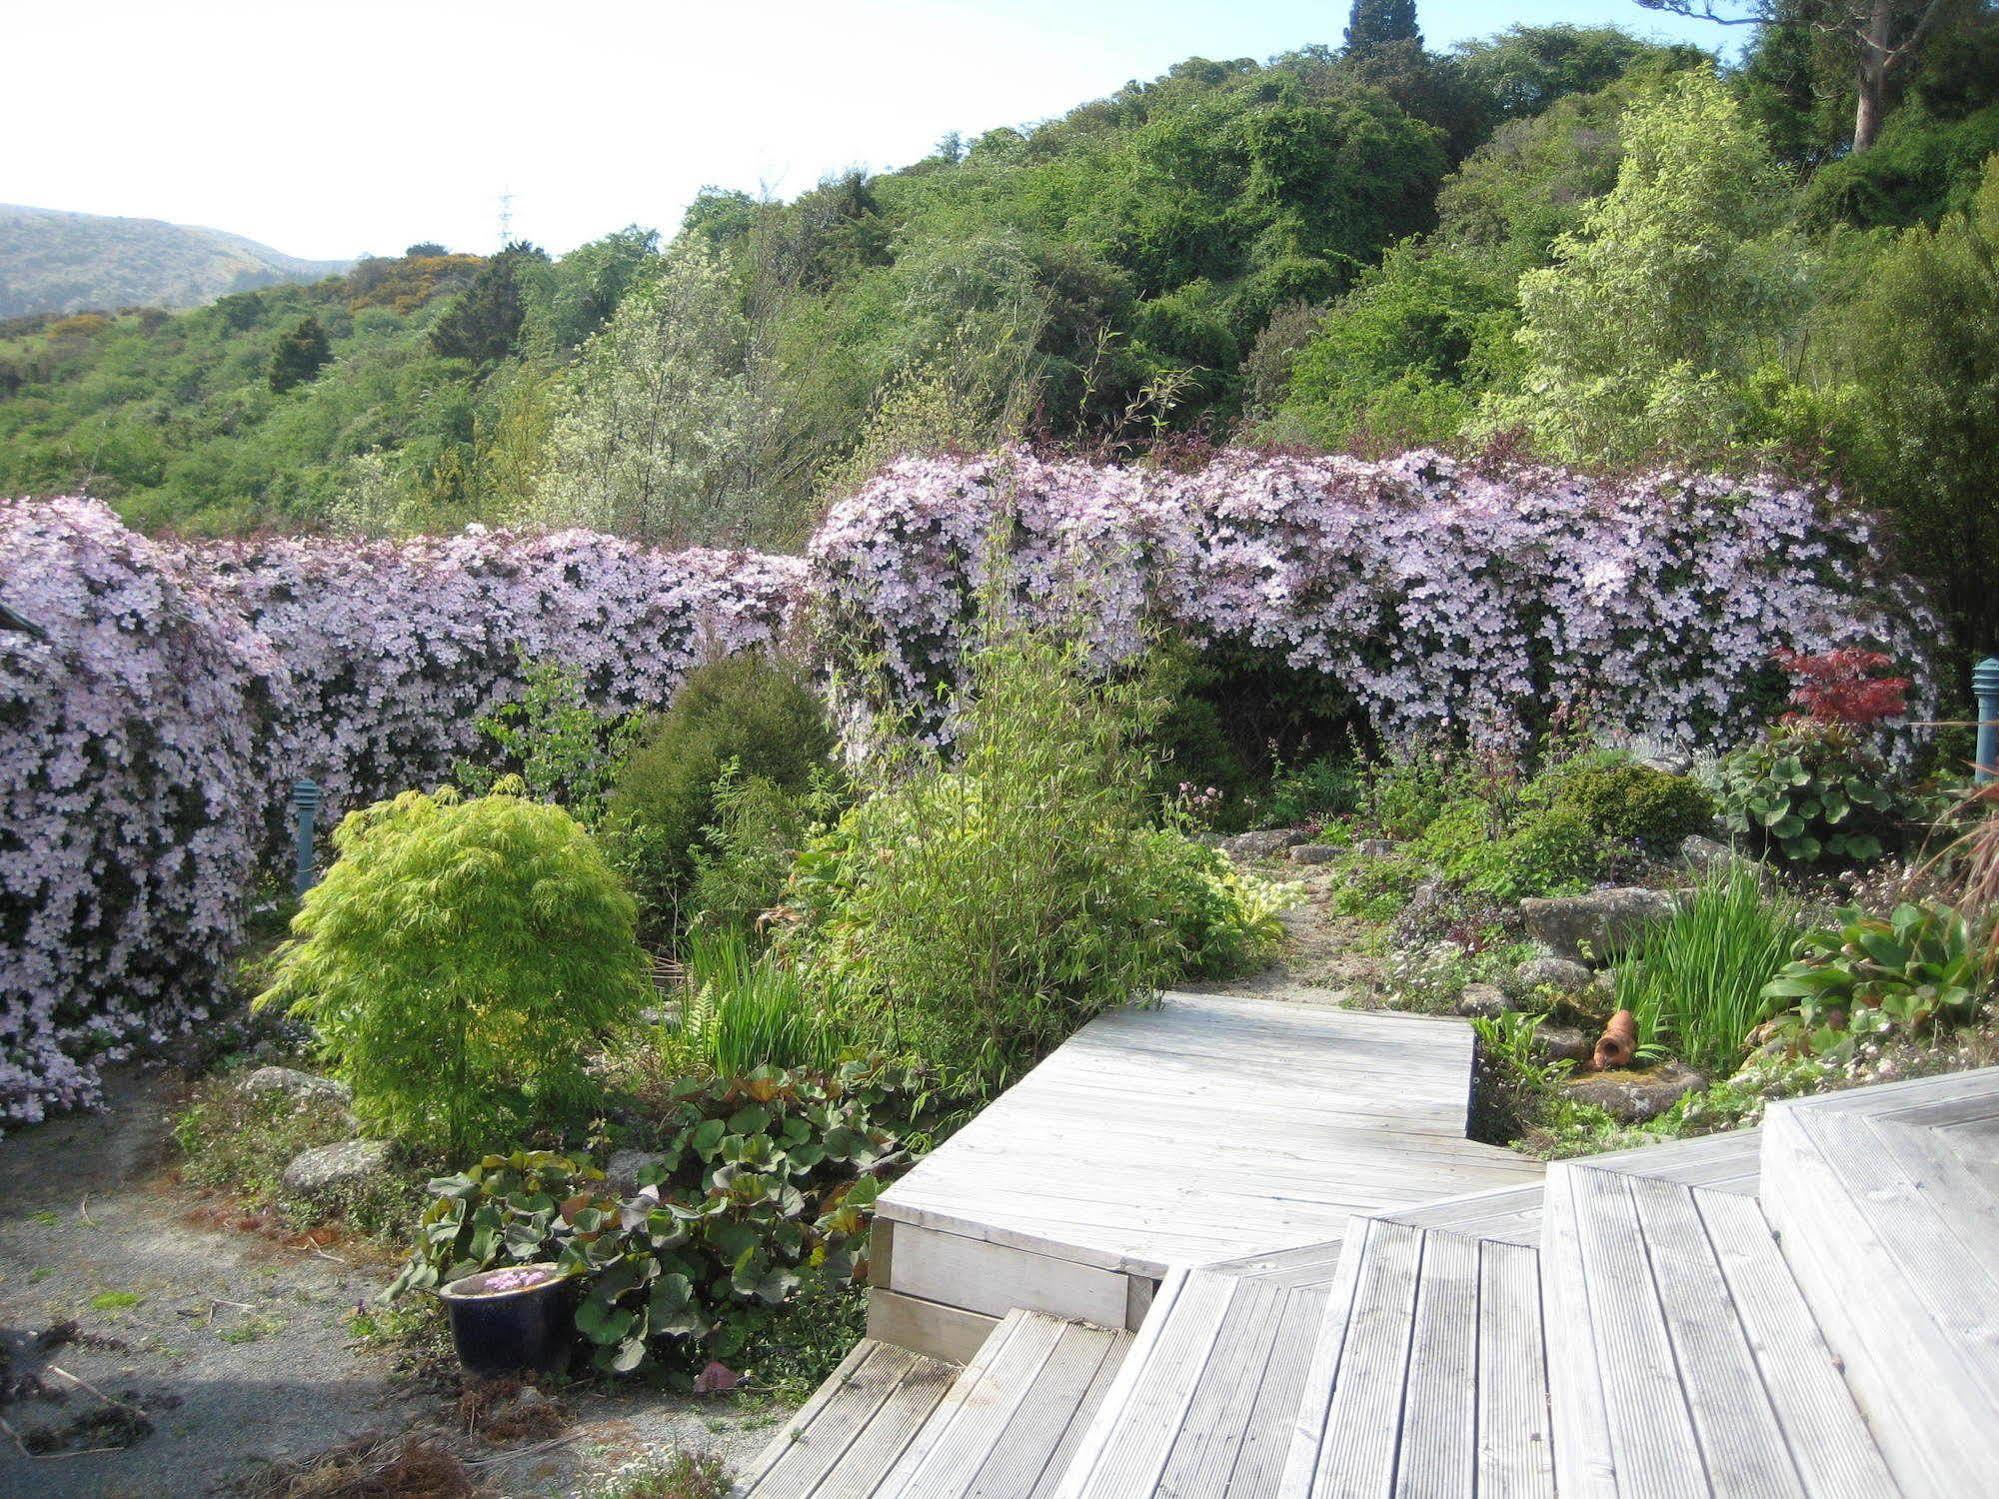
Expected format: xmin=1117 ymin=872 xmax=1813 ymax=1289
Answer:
xmin=268 ymin=315 xmax=331 ymax=393
xmin=430 ymin=243 xmax=545 ymax=365
xmin=1345 ymin=0 xmax=1421 ymax=58
xmin=604 ymin=652 xmax=834 ymax=942
xmin=1451 ymin=25 xmax=1710 ymax=125
xmin=679 ymin=931 xmax=844 ymax=1076
xmin=389 ymin=1060 xmax=919 ymax=1380
xmin=1762 ymin=902 xmax=1990 ymax=1056
xmin=686 ymin=768 xmax=821 ymax=944
xmin=1261 ymin=754 xmax=1364 ymax=828
xmin=1545 ymin=757 xmax=1715 ymax=847
xmin=453 ymin=650 xmax=643 ymax=824
xmin=1482 ymin=69 xmax=1802 ymax=461
xmin=1133 ymin=831 xmax=1297 ymax=979
xmin=1817 ymin=156 xmax=1999 ymax=650
xmin=1418 ymin=798 xmax=1602 ymax=902
xmin=1716 ymin=721 xmax=1905 ymax=864
xmin=586 ymin=1450 xmax=731 ymax=1499
xmin=1267 ymin=242 xmax=1516 ymax=449
xmin=1358 ymin=740 xmax=1464 ymax=839
xmin=256 ymin=785 xmax=651 ymax=1157
xmin=1615 ymin=867 xmax=1802 ymax=1076
xmin=785 ymin=603 xmax=1178 ymax=1095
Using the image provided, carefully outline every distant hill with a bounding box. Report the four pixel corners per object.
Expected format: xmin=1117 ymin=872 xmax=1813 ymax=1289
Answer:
xmin=0 ymin=204 xmax=352 ymax=318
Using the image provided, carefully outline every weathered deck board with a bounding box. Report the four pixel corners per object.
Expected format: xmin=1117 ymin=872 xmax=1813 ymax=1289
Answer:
xmin=879 ymin=993 xmax=1540 ymax=1281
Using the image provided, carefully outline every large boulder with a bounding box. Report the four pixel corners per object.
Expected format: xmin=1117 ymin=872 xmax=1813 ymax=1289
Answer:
xmin=1562 ymin=1061 xmax=1707 ymax=1124
xmin=1288 ymin=842 xmax=1339 ymax=865
xmin=1532 ymin=1025 xmax=1594 ymax=1065
xmin=242 ymin=1066 xmax=351 ymax=1106
xmin=281 ymin=1139 xmax=393 ymax=1200
xmin=1519 ymin=888 xmax=1677 ymax=965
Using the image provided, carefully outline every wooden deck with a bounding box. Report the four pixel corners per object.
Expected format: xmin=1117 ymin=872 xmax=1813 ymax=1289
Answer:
xmin=872 ymin=991 xmax=1542 ymax=1348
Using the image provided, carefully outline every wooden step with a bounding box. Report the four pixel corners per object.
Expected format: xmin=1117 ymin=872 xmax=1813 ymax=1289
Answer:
xmin=1545 ymin=1161 xmax=1894 ymax=1499
xmin=733 ymin=1339 xmax=958 ymax=1498
xmin=1055 ymin=1262 xmax=1330 ymax=1498
xmin=1278 ymin=1217 xmax=1554 ymax=1498
xmin=869 ymin=1310 xmax=1130 ymax=1499
xmin=1763 ymin=1071 xmax=1999 ymax=1497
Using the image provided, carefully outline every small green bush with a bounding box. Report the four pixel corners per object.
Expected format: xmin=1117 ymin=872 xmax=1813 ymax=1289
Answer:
xmin=605 ymin=652 xmax=834 ymax=939
xmin=389 ymin=1059 xmax=921 ymax=1381
xmin=1547 ymin=758 xmax=1715 ymax=847
xmin=1360 ymin=742 xmax=1463 ymax=839
xmin=1418 ymin=799 xmax=1602 ymax=903
xmin=256 ymin=784 xmax=652 ymax=1157
xmin=454 ymin=649 xmax=644 ymax=824
xmin=1134 ymin=830 xmax=1296 ymax=979
xmin=1717 ymin=721 xmax=1905 ymax=864
xmin=1331 ymin=850 xmax=1428 ymax=919
xmin=785 ymin=602 xmax=1177 ymax=1095
xmin=1615 ymin=868 xmax=1802 ymax=1076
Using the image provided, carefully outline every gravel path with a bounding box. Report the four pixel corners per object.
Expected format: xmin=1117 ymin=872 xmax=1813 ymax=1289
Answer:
xmin=0 ymin=1068 xmax=773 ymax=1497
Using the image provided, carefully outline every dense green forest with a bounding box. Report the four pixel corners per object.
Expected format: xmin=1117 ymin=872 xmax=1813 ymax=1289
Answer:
xmin=2 ymin=1 xmax=1996 ymax=647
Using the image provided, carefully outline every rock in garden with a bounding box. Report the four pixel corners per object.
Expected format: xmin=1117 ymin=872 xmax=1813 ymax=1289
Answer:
xmin=1561 ymin=1061 xmax=1707 ymax=1124
xmin=1288 ymin=842 xmax=1339 ymax=865
xmin=1679 ymin=834 xmax=1755 ymax=877
xmin=1532 ymin=1025 xmax=1594 ymax=1065
xmin=281 ymin=1139 xmax=393 ymax=1199
xmin=1507 ymin=956 xmax=1593 ymax=998
xmin=241 ymin=1066 xmax=351 ymax=1105
xmin=1636 ymin=751 xmax=1693 ymax=777
xmin=1455 ymin=983 xmax=1512 ymax=1019
xmin=1220 ymin=828 xmax=1309 ymax=861
xmin=1355 ymin=839 xmax=1398 ymax=859
xmin=606 ymin=1149 xmax=674 ymax=1195
xmin=1519 ymin=888 xmax=1677 ymax=964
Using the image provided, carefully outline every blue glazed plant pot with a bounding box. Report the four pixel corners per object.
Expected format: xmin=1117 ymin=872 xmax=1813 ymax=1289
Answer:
xmin=438 ymin=1262 xmax=571 ymax=1377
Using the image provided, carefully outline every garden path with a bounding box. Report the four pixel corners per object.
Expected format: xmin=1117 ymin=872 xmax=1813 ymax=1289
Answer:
xmin=0 ymin=1067 xmax=771 ymax=1497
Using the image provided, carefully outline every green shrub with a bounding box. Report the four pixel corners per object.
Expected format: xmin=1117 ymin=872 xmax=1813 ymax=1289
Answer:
xmin=1133 ymin=830 xmax=1296 ymax=979
xmin=605 ymin=652 xmax=834 ymax=939
xmin=388 ymin=1059 xmax=921 ymax=1381
xmin=256 ymin=784 xmax=652 ymax=1157
xmin=1419 ymin=799 xmax=1602 ymax=902
xmin=1717 ymin=721 xmax=1905 ymax=864
xmin=1360 ymin=742 xmax=1463 ymax=839
xmin=679 ymin=931 xmax=844 ymax=1076
xmin=685 ymin=768 xmax=820 ymax=945
xmin=1547 ymin=758 xmax=1715 ymax=847
xmin=1761 ymin=902 xmax=1989 ymax=1056
xmin=1614 ymin=868 xmax=1802 ymax=1076
xmin=785 ymin=604 xmax=1177 ymax=1095
xmin=1261 ymin=755 xmax=1363 ymax=828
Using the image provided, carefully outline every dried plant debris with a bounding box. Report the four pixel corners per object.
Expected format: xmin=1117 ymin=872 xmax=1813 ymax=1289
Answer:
xmin=237 ymin=1432 xmax=480 ymax=1498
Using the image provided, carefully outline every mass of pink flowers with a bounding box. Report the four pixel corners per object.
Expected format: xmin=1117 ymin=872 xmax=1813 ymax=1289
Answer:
xmin=1 ymin=500 xmax=801 ymax=1125
xmin=810 ymin=447 xmax=1936 ymax=749
xmin=0 ymin=449 xmax=1934 ymax=1123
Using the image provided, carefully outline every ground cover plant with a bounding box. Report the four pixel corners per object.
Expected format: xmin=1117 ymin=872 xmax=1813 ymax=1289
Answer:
xmin=388 ymin=1058 xmax=917 ymax=1385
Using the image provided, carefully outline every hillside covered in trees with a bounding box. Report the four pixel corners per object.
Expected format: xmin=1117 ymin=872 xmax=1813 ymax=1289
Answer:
xmin=2 ymin=0 xmax=1996 ymax=650
xmin=0 ymin=203 xmax=351 ymax=319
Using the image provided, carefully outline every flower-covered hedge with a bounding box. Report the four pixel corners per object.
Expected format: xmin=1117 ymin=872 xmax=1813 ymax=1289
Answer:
xmin=195 ymin=527 xmax=805 ymax=826
xmin=2 ymin=501 xmax=802 ymax=1125
xmin=1 ymin=498 xmax=286 ymax=1123
xmin=0 ymin=449 xmax=1934 ymax=1123
xmin=810 ymin=447 xmax=1936 ymax=751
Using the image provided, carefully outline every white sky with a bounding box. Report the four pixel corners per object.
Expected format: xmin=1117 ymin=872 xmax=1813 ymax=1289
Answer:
xmin=3 ymin=1 xmax=1727 ymax=260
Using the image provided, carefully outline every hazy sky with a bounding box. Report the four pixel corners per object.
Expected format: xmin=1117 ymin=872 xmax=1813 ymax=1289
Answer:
xmin=8 ymin=1 xmax=1731 ymax=260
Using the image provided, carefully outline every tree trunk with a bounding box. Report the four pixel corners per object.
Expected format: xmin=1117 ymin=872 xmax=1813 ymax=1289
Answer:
xmin=1853 ymin=0 xmax=1894 ymax=153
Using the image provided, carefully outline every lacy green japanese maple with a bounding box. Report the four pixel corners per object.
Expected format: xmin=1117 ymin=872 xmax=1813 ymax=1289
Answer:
xmin=256 ymin=784 xmax=651 ymax=1155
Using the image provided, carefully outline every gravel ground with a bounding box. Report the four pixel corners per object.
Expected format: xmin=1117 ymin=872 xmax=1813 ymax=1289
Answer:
xmin=0 ymin=1067 xmax=776 ymax=1497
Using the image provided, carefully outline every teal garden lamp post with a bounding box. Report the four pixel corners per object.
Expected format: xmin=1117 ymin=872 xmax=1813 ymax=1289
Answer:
xmin=292 ymin=779 xmax=323 ymax=897
xmin=1975 ymin=657 xmax=1999 ymax=784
